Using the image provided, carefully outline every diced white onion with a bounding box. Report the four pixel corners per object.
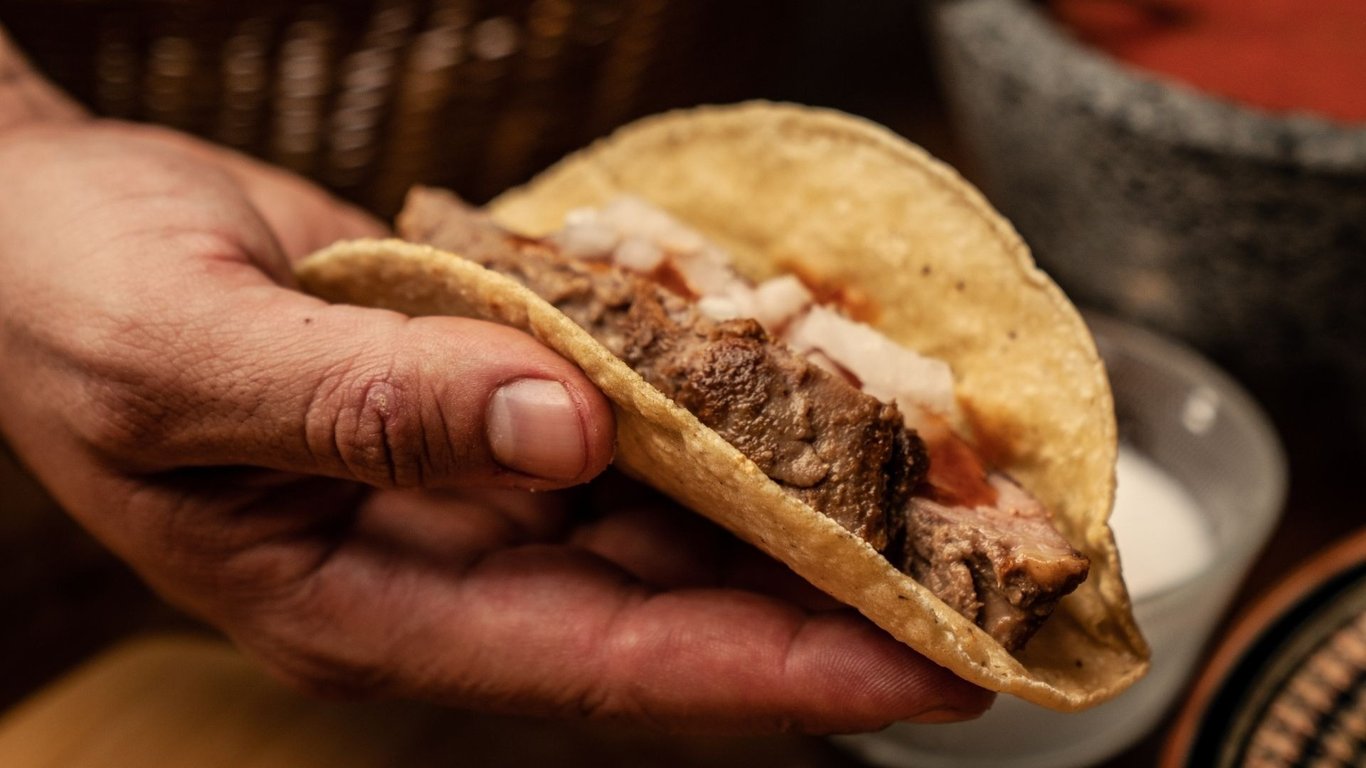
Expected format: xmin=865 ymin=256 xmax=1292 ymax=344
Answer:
xmin=785 ymin=306 xmax=957 ymax=417
xmin=673 ymin=246 xmax=742 ymax=296
xmin=551 ymin=196 xmax=959 ymax=418
xmin=751 ymin=275 xmax=813 ymax=331
xmin=600 ymin=196 xmax=707 ymax=254
xmin=563 ymin=206 xmax=599 ymax=227
xmin=613 ymin=236 xmax=665 ymax=272
xmin=550 ymin=214 xmax=618 ymax=260
xmin=805 ymin=350 xmax=855 ymax=382
xmin=697 ymin=295 xmax=742 ymax=321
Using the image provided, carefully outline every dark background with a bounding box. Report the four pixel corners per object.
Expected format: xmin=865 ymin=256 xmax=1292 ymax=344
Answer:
xmin=2 ymin=0 xmax=960 ymax=213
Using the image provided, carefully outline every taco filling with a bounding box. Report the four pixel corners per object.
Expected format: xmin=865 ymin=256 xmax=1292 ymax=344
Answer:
xmin=400 ymin=187 xmax=1089 ymax=651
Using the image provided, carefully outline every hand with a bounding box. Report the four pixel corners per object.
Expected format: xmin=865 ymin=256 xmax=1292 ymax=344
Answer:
xmin=0 ymin=116 xmax=992 ymax=732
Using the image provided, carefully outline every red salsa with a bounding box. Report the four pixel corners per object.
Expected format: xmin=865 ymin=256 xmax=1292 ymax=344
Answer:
xmin=921 ymin=422 xmax=999 ymax=509
xmin=1052 ymin=0 xmax=1366 ymax=123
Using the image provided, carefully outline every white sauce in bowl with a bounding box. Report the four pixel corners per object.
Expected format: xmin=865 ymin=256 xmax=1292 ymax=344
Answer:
xmin=1112 ymin=446 xmax=1215 ymax=599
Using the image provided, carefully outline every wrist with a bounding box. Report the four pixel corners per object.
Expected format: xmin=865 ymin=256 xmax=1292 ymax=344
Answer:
xmin=0 ymin=26 xmax=87 ymax=135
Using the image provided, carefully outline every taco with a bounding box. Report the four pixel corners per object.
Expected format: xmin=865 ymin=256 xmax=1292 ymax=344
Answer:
xmin=295 ymin=103 xmax=1149 ymax=711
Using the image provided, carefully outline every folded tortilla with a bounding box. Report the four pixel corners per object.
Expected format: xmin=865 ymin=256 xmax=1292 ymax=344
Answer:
xmin=296 ymin=102 xmax=1150 ymax=710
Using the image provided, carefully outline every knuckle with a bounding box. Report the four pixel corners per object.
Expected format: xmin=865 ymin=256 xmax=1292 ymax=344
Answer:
xmin=76 ymin=335 xmax=184 ymax=464
xmin=212 ymin=542 xmax=323 ymax=608
xmin=251 ymin=631 xmax=388 ymax=701
xmin=80 ymin=376 xmax=168 ymax=459
xmin=307 ymin=358 xmax=441 ymax=487
xmin=235 ymin=579 xmax=391 ymax=701
xmin=570 ymin=682 xmax=615 ymax=719
xmin=565 ymin=683 xmax=678 ymax=730
xmin=67 ymin=295 xmax=220 ymax=466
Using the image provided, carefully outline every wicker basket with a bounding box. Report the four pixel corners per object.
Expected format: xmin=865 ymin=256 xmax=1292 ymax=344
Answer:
xmin=3 ymin=0 xmax=721 ymax=214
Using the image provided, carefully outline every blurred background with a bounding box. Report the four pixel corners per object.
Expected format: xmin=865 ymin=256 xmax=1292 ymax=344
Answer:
xmin=2 ymin=1 xmax=1364 ymax=765
xmin=0 ymin=0 xmax=961 ymax=214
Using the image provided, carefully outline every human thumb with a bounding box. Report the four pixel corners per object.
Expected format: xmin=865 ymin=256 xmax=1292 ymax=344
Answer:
xmin=108 ymin=287 xmax=615 ymax=490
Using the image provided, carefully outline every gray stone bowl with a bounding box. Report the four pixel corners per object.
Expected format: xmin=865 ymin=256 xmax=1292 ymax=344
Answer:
xmin=927 ymin=0 xmax=1366 ymax=431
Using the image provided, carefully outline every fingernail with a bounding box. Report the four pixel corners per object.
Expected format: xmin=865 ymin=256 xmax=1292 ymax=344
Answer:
xmin=486 ymin=379 xmax=587 ymax=480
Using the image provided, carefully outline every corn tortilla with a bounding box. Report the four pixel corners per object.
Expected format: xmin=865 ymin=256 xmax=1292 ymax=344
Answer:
xmin=297 ymin=102 xmax=1149 ymax=710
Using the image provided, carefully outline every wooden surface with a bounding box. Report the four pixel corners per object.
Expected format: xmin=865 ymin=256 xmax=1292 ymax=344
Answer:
xmin=0 ymin=636 xmax=860 ymax=768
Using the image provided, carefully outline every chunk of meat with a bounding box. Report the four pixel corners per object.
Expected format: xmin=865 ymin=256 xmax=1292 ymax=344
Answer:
xmin=896 ymin=475 xmax=1090 ymax=651
xmin=656 ymin=318 xmax=920 ymax=545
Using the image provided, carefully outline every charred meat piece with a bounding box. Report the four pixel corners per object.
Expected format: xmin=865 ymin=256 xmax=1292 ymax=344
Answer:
xmin=400 ymin=188 xmax=921 ymax=550
xmin=896 ymin=476 xmax=1090 ymax=651
xmin=894 ymin=418 xmax=1090 ymax=651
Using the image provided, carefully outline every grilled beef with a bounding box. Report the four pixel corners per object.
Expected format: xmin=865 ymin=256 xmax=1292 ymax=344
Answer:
xmin=399 ymin=187 xmax=1087 ymax=650
xmin=898 ymin=482 xmax=1091 ymax=650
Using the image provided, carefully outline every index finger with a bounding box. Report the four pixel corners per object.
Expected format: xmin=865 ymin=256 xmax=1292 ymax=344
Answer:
xmin=246 ymin=491 xmax=993 ymax=733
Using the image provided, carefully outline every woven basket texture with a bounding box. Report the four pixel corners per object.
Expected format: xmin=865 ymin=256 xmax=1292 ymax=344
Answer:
xmin=4 ymin=0 xmax=726 ymax=214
